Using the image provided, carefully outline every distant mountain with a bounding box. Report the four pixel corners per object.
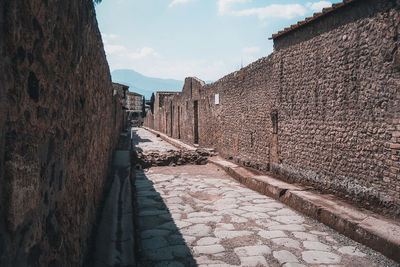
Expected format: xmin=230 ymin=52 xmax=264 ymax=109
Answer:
xmin=111 ymin=69 xmax=184 ymax=99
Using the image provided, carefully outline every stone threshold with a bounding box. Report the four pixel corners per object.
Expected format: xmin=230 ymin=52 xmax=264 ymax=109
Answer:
xmin=141 ymin=127 xmax=400 ymax=263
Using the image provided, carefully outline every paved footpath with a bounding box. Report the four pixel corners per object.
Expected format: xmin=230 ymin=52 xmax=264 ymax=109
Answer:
xmin=133 ymin=129 xmax=397 ymax=267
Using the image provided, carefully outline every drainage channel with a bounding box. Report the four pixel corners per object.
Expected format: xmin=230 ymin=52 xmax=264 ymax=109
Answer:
xmin=93 ymin=131 xmax=135 ymax=267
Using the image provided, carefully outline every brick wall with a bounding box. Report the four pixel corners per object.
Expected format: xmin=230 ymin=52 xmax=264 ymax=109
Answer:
xmin=145 ymin=0 xmax=400 ymax=218
xmin=0 ymin=0 xmax=125 ymax=266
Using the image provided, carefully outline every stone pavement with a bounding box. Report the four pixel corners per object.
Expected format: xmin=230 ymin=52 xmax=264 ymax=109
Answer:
xmin=133 ymin=128 xmax=397 ymax=266
xmin=135 ymin=165 xmax=396 ymax=267
xmin=132 ymin=127 xmax=178 ymax=152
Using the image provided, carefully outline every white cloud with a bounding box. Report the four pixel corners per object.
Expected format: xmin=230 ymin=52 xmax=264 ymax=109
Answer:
xmin=307 ymin=1 xmax=332 ymax=12
xmin=169 ymin=0 xmax=193 ymax=8
xmin=242 ymin=46 xmax=260 ymax=54
xmin=218 ymin=0 xmax=250 ymax=15
xmin=101 ymin=33 xmax=159 ymax=60
xmin=105 ymin=44 xmax=127 ymax=54
xmin=128 ymin=47 xmax=159 ymax=60
xmin=233 ymin=4 xmax=307 ymax=19
xmin=101 ymin=33 xmax=118 ymax=45
xmin=218 ymin=0 xmax=332 ymax=20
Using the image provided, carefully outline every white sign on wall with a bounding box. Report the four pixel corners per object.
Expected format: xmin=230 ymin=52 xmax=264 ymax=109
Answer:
xmin=215 ymin=94 xmax=220 ymax=105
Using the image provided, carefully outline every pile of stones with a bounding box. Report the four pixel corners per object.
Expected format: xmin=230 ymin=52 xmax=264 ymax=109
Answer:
xmin=133 ymin=148 xmax=215 ymax=169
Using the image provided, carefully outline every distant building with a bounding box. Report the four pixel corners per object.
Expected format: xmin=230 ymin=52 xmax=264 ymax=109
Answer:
xmin=126 ymin=91 xmax=143 ymax=120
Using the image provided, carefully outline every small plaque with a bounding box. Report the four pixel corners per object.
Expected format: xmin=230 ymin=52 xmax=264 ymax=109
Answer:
xmin=215 ymin=94 xmax=220 ymax=105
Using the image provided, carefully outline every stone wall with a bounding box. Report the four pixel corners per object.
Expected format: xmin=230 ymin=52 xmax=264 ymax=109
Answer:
xmin=0 ymin=0 xmax=125 ymax=266
xmin=146 ymin=0 xmax=400 ymax=218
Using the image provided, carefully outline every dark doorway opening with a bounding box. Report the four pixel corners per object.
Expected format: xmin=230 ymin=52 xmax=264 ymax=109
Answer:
xmin=193 ymin=100 xmax=199 ymax=144
xmin=270 ymin=109 xmax=279 ymax=167
xmin=170 ymin=105 xmax=173 ymax=137
xmin=178 ymin=106 xmax=181 ymax=139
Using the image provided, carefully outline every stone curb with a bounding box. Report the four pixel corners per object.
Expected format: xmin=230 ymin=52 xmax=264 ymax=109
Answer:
xmin=143 ymin=127 xmax=196 ymax=151
xmin=140 ymin=127 xmax=400 ymax=263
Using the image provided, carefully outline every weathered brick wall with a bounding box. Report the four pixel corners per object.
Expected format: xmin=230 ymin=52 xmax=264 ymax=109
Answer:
xmin=0 ymin=0 xmax=124 ymax=266
xmin=146 ymin=0 xmax=400 ymax=217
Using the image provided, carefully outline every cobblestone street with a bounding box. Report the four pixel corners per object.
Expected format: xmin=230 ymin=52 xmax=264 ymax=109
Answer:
xmin=133 ymin=128 xmax=396 ymax=267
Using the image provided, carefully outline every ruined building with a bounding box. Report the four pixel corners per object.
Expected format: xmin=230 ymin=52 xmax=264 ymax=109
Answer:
xmin=145 ymin=0 xmax=400 ymax=218
xmin=126 ymin=91 xmax=144 ymax=120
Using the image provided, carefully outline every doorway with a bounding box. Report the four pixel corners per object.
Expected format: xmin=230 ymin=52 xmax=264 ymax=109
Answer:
xmin=170 ymin=105 xmax=173 ymax=137
xmin=193 ymin=100 xmax=199 ymax=144
xmin=270 ymin=110 xmax=279 ymax=167
xmin=178 ymin=106 xmax=181 ymax=139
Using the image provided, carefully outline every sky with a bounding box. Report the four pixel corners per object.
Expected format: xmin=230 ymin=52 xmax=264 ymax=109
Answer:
xmin=95 ymin=0 xmax=333 ymax=81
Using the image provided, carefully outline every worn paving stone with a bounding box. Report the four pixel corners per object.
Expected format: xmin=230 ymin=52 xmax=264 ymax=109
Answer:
xmin=282 ymin=263 xmax=306 ymax=267
xmin=338 ymin=246 xmax=367 ymax=257
xmin=194 ymin=244 xmax=225 ymax=254
xmin=197 ymin=237 xmax=220 ymax=246
xmin=303 ymin=241 xmax=331 ymax=251
xmin=214 ymin=230 xmax=253 ymax=239
xmin=302 ymin=251 xmax=342 ymax=264
xmin=181 ymin=224 xmax=212 ymax=237
xmin=292 ymin=231 xmax=319 ymax=241
xmin=271 ymin=238 xmax=301 ymax=249
xmin=258 ymin=230 xmax=287 ymax=239
xmin=269 ymin=224 xmax=306 ymax=232
xmin=174 ymin=220 xmax=192 ymax=228
xmin=133 ymin=129 xmax=397 ymax=267
xmin=239 ymin=256 xmax=268 ymax=266
xmin=273 ymin=250 xmax=299 ymax=264
xmin=273 ymin=215 xmax=305 ymax=224
xmin=234 ymin=245 xmax=271 ymax=257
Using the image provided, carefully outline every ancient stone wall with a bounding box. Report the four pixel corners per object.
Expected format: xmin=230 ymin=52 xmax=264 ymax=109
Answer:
xmin=0 ymin=0 xmax=124 ymax=266
xmin=145 ymin=0 xmax=400 ymax=217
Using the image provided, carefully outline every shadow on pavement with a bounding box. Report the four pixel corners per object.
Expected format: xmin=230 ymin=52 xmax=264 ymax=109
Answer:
xmin=131 ymin=129 xmax=152 ymax=152
xmin=134 ymin=170 xmax=198 ymax=267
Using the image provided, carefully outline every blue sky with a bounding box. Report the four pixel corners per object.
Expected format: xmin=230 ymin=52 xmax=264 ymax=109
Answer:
xmin=95 ymin=0 xmax=332 ymax=81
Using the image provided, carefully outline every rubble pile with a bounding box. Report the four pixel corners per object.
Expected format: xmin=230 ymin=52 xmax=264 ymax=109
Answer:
xmin=133 ymin=148 xmax=215 ymax=169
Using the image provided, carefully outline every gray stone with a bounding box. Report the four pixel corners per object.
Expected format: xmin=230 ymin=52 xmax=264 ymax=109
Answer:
xmin=197 ymin=237 xmax=220 ymax=246
xmin=292 ymin=232 xmax=318 ymax=241
xmin=269 ymin=224 xmax=305 ymax=231
xmin=273 ymin=250 xmax=299 ymax=264
xmin=258 ymin=230 xmax=287 ymax=239
xmin=233 ymin=245 xmax=271 ymax=257
xmin=194 ymin=244 xmax=225 ymax=254
xmin=302 ymin=251 xmax=341 ymax=264
xmin=181 ymin=224 xmax=211 ymax=237
xmin=174 ymin=220 xmax=192 ymax=229
xmin=337 ymin=246 xmax=366 ymax=257
xmin=283 ymin=263 xmax=306 ymax=267
xmin=239 ymin=256 xmax=268 ymax=267
xmin=273 ymin=215 xmax=305 ymax=224
xmin=271 ymin=238 xmax=301 ymax=249
xmin=214 ymin=230 xmax=252 ymax=239
xmin=303 ymin=241 xmax=331 ymax=251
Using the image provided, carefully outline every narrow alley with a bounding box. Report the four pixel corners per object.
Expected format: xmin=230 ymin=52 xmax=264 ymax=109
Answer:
xmin=132 ymin=128 xmax=396 ymax=267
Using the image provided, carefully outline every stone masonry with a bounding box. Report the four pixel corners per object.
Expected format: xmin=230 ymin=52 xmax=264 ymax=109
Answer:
xmin=145 ymin=0 xmax=400 ymax=218
xmin=0 ymin=0 xmax=125 ymax=266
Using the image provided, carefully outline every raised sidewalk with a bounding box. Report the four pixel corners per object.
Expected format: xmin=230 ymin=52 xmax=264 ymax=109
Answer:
xmin=143 ymin=126 xmax=400 ymax=263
